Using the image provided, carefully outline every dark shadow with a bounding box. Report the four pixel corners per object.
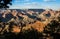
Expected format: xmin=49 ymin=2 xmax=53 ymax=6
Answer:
xmin=43 ymin=20 xmax=60 ymax=39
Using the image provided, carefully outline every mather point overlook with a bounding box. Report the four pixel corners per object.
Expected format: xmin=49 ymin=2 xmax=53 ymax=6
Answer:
xmin=0 ymin=0 xmax=60 ymax=39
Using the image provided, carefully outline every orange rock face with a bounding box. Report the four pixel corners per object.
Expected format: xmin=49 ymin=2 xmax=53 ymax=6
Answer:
xmin=23 ymin=21 xmax=45 ymax=32
xmin=11 ymin=26 xmax=21 ymax=34
xmin=31 ymin=21 xmax=45 ymax=32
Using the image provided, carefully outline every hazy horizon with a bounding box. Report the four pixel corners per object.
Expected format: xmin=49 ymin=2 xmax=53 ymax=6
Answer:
xmin=9 ymin=0 xmax=60 ymax=10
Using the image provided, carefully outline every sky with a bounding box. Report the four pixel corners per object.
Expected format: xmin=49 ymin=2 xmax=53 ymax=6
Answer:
xmin=9 ymin=0 xmax=60 ymax=10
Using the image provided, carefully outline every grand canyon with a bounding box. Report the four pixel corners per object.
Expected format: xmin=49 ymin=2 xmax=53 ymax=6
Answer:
xmin=0 ymin=9 xmax=60 ymax=39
